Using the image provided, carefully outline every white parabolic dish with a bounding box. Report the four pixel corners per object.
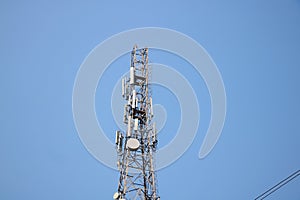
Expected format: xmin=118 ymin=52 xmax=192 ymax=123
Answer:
xmin=113 ymin=192 xmax=119 ymax=199
xmin=126 ymin=138 xmax=140 ymax=151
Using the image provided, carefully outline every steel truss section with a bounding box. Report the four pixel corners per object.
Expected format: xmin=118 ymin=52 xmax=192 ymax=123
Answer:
xmin=114 ymin=45 xmax=159 ymax=200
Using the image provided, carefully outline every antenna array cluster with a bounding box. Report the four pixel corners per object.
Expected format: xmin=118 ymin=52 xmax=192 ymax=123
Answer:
xmin=113 ymin=45 xmax=159 ymax=200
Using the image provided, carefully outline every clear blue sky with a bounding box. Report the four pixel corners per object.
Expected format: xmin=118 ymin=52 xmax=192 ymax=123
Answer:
xmin=1 ymin=0 xmax=300 ymax=199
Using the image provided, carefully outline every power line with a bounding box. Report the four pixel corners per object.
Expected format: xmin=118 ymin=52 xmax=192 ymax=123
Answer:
xmin=254 ymin=169 xmax=300 ymax=200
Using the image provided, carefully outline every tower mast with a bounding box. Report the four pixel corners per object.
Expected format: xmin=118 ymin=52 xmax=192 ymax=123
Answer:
xmin=114 ymin=45 xmax=159 ymax=200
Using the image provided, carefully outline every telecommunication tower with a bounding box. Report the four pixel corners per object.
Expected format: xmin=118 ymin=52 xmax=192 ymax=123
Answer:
xmin=113 ymin=45 xmax=160 ymax=200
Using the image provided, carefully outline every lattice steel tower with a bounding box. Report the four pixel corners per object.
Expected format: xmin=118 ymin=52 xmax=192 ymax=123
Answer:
xmin=113 ymin=45 xmax=159 ymax=200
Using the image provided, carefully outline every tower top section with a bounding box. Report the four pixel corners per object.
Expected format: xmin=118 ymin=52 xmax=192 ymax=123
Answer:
xmin=114 ymin=45 xmax=159 ymax=200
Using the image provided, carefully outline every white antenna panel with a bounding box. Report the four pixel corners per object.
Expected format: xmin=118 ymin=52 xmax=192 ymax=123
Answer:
xmin=115 ymin=131 xmax=120 ymax=144
xmin=150 ymin=97 xmax=154 ymax=117
xmin=153 ymin=123 xmax=157 ymax=141
xmin=134 ymin=118 xmax=138 ymax=131
xmin=121 ymin=78 xmax=125 ymax=97
xmin=130 ymin=67 xmax=135 ymax=84
xmin=127 ymin=116 xmax=131 ymax=137
xmin=132 ymin=90 xmax=136 ymax=108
